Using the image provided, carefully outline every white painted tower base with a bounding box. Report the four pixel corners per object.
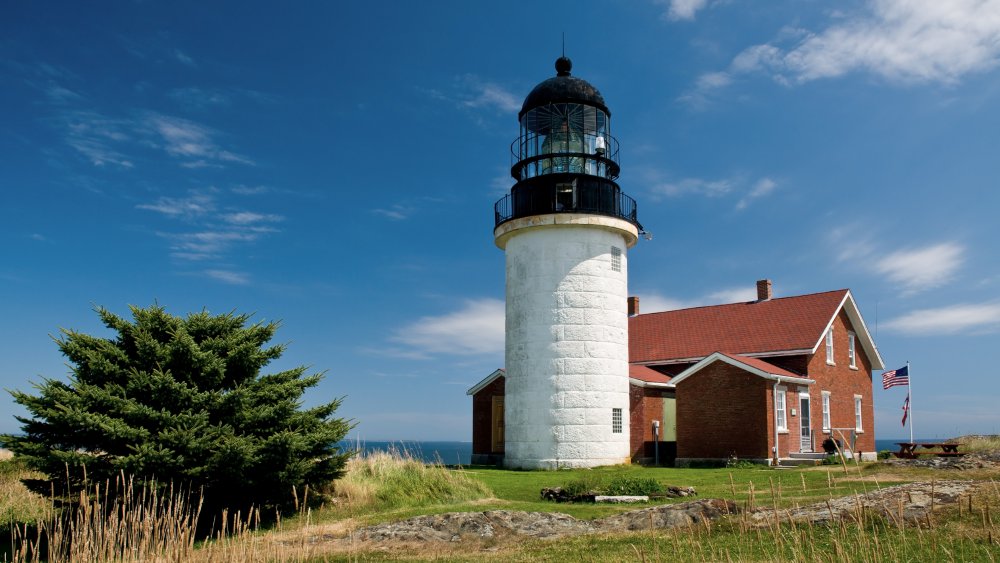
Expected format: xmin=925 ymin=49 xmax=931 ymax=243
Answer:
xmin=495 ymin=213 xmax=638 ymax=469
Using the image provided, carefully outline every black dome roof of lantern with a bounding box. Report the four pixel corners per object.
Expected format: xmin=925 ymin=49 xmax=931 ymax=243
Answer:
xmin=519 ymin=57 xmax=609 ymax=118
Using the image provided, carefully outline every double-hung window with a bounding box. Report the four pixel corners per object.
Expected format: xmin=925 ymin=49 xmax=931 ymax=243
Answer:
xmin=825 ymin=329 xmax=835 ymax=365
xmin=821 ymin=391 xmax=831 ymax=432
xmin=848 ymin=332 xmax=857 ymax=368
xmin=775 ymin=388 xmax=787 ymax=431
xmin=854 ymin=395 xmax=863 ymax=432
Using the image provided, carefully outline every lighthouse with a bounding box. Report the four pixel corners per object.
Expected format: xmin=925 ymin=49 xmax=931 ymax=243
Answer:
xmin=494 ymin=57 xmax=641 ymax=469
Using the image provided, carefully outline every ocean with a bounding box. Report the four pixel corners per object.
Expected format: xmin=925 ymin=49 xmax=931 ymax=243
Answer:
xmin=338 ymin=440 xmax=473 ymax=465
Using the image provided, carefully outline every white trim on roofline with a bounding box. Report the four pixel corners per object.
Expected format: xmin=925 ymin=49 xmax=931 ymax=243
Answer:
xmin=631 ymin=349 xmax=814 ymax=367
xmin=629 ymin=377 xmax=673 ymax=389
xmin=466 ymin=368 xmax=505 ymax=396
xmin=668 ymin=352 xmax=816 ymax=388
xmin=807 ymin=291 xmax=885 ymax=370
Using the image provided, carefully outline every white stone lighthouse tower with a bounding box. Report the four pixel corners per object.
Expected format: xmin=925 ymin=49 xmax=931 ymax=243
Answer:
xmin=494 ymin=57 xmax=641 ymax=469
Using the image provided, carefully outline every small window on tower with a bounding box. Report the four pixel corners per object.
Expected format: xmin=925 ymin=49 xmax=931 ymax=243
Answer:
xmin=611 ymin=246 xmax=622 ymax=272
xmin=612 ymin=408 xmax=623 ymax=434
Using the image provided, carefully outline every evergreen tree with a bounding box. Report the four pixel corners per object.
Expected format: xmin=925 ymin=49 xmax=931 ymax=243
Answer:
xmin=3 ymin=304 xmax=353 ymax=514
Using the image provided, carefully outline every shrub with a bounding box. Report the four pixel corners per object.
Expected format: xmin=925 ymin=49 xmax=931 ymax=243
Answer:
xmin=2 ymin=304 xmax=353 ymax=516
xmin=878 ymin=449 xmax=894 ymax=460
xmin=605 ymin=476 xmax=664 ymax=496
xmin=562 ymin=474 xmax=606 ymax=498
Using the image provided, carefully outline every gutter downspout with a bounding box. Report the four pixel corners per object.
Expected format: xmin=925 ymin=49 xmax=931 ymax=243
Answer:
xmin=772 ymin=380 xmax=781 ymax=467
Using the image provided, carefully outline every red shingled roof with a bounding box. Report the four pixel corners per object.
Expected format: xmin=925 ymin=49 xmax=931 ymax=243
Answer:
xmin=629 ymin=290 xmax=848 ymax=364
xmin=715 ymin=352 xmax=805 ymax=380
xmin=629 ymin=364 xmax=672 ymax=385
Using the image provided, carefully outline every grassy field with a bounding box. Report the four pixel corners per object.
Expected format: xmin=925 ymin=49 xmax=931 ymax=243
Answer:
xmin=3 ymin=440 xmax=999 ymax=561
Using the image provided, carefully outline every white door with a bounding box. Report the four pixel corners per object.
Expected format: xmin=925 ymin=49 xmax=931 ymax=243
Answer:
xmin=799 ymin=394 xmax=812 ymax=452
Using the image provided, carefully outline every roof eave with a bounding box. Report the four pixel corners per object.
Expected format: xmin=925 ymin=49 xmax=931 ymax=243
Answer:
xmin=669 ymin=352 xmax=814 ymax=387
xmin=466 ymin=368 xmax=505 ymax=396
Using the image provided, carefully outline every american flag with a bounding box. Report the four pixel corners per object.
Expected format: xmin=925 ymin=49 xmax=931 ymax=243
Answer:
xmin=882 ymin=365 xmax=909 ymax=389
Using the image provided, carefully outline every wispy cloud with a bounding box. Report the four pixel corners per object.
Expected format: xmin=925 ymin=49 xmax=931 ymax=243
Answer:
xmin=650 ymin=177 xmax=734 ymax=198
xmin=647 ymin=172 xmax=778 ymax=209
xmin=683 ymin=0 xmax=1000 ymax=104
xmin=459 ymin=76 xmax=520 ymax=113
xmin=390 ymin=298 xmax=505 ymax=358
xmin=137 ymin=193 xmax=215 ymax=219
xmin=138 ymin=190 xmax=284 ymax=274
xmin=882 ymin=302 xmax=1000 ymax=335
xmin=145 ymin=114 xmax=254 ymax=166
xmin=874 ymin=242 xmax=964 ymax=295
xmin=637 ymin=285 xmax=759 ymax=313
xmin=830 ymin=232 xmax=965 ymax=296
xmin=736 ymin=177 xmax=778 ymax=210
xmin=62 ymin=111 xmax=134 ymax=167
xmin=372 ymin=204 xmax=413 ymax=221
xmin=658 ymin=0 xmax=709 ymax=22
xmin=173 ymin=49 xmax=196 ymax=67
xmin=56 ymin=111 xmax=253 ymax=169
xmin=203 ymin=269 xmax=250 ymax=285
xmin=425 ymin=75 xmax=520 ymax=123
xmin=219 ymin=211 xmax=283 ymax=225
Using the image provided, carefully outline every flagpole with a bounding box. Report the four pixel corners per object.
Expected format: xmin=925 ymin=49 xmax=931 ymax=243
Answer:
xmin=907 ymin=361 xmax=913 ymax=443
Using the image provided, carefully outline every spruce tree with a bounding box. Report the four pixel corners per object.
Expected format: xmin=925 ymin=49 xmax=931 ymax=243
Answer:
xmin=3 ymin=304 xmax=353 ymax=514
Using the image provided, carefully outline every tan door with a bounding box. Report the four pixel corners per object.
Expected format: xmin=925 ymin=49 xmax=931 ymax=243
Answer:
xmin=662 ymin=396 xmax=677 ymax=441
xmin=491 ymin=396 xmax=505 ymax=453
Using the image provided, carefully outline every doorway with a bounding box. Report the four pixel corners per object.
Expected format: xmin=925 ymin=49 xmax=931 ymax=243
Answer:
xmin=799 ymin=394 xmax=812 ymax=452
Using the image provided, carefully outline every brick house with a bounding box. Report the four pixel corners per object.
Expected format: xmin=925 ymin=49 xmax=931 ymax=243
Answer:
xmin=468 ymin=280 xmax=884 ymax=465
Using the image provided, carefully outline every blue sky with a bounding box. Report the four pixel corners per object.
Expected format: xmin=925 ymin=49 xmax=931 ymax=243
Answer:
xmin=3 ymin=0 xmax=999 ymax=442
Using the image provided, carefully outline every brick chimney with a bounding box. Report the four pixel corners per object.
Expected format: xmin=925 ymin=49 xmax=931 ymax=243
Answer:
xmin=756 ymin=279 xmax=773 ymax=302
xmin=627 ymin=296 xmax=640 ymax=316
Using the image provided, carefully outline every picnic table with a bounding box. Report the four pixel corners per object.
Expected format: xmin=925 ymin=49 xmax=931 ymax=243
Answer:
xmin=894 ymin=442 xmax=965 ymax=459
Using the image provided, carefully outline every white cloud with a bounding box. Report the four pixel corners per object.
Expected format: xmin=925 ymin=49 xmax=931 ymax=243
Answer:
xmin=736 ymin=177 xmax=778 ymax=210
xmin=874 ymin=242 xmax=964 ymax=295
xmin=882 ymin=302 xmax=1000 ymax=335
xmin=372 ymin=204 xmax=412 ymax=221
xmin=661 ymin=0 xmax=709 ymax=21
xmin=203 ymin=269 xmax=250 ymax=285
xmin=650 ymin=177 xmax=734 ymax=198
xmin=145 ymin=114 xmax=254 ymax=166
xmin=137 ymin=193 xmax=215 ymax=219
xmin=637 ymin=285 xmax=758 ymax=313
xmin=391 ymin=298 xmax=505 ymax=357
xmin=722 ymin=0 xmax=1000 ymax=92
xmin=220 ymin=211 xmax=283 ymax=225
xmin=460 ymin=77 xmax=520 ymax=113
xmin=682 ymin=0 xmax=1000 ymax=105
xmin=173 ymin=49 xmax=196 ymax=67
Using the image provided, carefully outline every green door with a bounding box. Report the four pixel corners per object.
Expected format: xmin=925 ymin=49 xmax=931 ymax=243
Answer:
xmin=662 ymin=396 xmax=676 ymax=442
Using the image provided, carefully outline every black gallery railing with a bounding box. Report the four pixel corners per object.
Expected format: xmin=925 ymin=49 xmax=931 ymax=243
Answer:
xmin=494 ymin=184 xmax=639 ymax=229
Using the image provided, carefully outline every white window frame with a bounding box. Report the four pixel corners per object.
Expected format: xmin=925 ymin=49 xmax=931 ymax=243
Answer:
xmin=611 ymin=246 xmax=622 ymax=272
xmin=821 ymin=391 xmax=831 ymax=433
xmin=854 ymin=395 xmax=863 ymax=432
xmin=848 ymin=332 xmax=857 ymax=369
xmin=775 ymin=387 xmax=788 ymax=432
xmin=825 ymin=328 xmax=835 ymax=365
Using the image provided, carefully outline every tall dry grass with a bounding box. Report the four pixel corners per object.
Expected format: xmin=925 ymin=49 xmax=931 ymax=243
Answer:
xmin=1 ymin=455 xmax=51 ymax=534
xmin=8 ymin=473 xmax=202 ymax=562
xmin=956 ymin=435 xmax=1000 ymax=453
xmin=333 ymin=447 xmax=492 ymax=512
xmin=5 ymin=448 xmax=494 ymax=562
